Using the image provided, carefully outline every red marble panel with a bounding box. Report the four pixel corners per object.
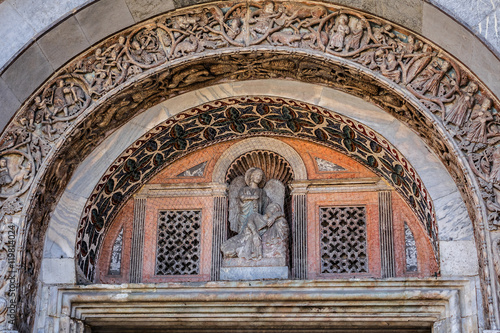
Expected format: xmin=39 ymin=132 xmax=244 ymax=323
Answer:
xmin=393 ymin=193 xmax=439 ymax=277
xmin=307 ymin=191 xmax=381 ymax=279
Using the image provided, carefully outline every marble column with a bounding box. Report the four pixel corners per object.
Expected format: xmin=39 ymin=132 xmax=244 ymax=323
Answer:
xmin=130 ymin=196 xmax=146 ymax=283
xmin=290 ymin=182 xmax=308 ymax=280
xmin=211 ymin=196 xmax=228 ymax=281
xmin=379 ymin=191 xmax=395 ymax=278
xmin=211 ymin=184 xmax=228 ymax=281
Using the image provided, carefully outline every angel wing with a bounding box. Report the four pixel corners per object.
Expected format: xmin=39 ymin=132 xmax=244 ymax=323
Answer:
xmin=228 ymin=176 xmax=246 ymax=233
xmin=264 ymin=179 xmax=285 ymax=211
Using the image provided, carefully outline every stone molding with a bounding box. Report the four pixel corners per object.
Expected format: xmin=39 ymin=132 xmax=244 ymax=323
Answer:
xmin=0 ymin=1 xmax=497 ymax=330
xmin=289 ymin=177 xmax=391 ymax=193
xmin=137 ymin=182 xmax=228 ymax=198
xmin=51 ymin=278 xmax=478 ymax=332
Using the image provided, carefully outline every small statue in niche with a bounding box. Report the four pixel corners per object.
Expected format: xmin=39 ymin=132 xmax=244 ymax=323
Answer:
xmin=221 ymin=167 xmax=289 ymax=266
xmin=221 ymin=203 xmax=288 ymax=260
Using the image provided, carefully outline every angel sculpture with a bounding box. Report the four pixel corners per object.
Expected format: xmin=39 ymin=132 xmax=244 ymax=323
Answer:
xmin=221 ymin=167 xmax=289 ymax=262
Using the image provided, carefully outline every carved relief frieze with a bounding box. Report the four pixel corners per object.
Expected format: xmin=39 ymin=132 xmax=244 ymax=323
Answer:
xmin=0 ymin=0 xmax=497 ymax=330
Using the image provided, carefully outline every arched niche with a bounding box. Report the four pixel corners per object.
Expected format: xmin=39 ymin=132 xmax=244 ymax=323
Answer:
xmin=92 ymin=133 xmax=438 ymax=284
xmin=212 ymin=137 xmax=308 ymax=183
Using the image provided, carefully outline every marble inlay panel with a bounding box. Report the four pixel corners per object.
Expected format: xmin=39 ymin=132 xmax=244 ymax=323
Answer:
xmin=435 ymin=191 xmax=474 ymax=241
xmin=43 ymin=190 xmax=87 ymax=258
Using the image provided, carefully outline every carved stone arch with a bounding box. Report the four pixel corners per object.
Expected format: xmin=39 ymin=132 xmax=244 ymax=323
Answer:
xmin=0 ymin=1 xmax=497 ymax=331
xmin=212 ymin=137 xmax=308 ymax=184
xmin=32 ymin=84 xmax=478 ymax=332
xmin=224 ymin=150 xmax=295 ymax=184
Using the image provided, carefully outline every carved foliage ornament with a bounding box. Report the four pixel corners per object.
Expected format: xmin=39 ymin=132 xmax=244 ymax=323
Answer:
xmin=76 ymin=97 xmax=437 ymax=281
xmin=0 ymin=0 xmax=497 ymax=329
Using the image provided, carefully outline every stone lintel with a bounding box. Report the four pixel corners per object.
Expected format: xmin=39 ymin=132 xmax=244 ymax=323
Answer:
xmin=54 ymin=278 xmax=475 ymax=332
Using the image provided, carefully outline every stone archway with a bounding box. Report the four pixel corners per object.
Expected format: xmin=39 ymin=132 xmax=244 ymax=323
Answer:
xmin=41 ymin=82 xmax=476 ymax=332
xmin=0 ymin=1 xmax=498 ymax=331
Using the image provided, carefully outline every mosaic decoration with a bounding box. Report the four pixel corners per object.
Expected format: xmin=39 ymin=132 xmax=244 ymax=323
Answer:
xmin=0 ymin=0 xmax=498 ymax=328
xmin=76 ymin=97 xmax=437 ymax=281
xmin=320 ymin=206 xmax=368 ymax=274
xmin=155 ymin=210 xmax=201 ymax=276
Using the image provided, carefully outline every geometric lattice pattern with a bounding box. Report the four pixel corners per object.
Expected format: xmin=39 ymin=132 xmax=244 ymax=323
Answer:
xmin=155 ymin=210 xmax=201 ymax=275
xmin=320 ymin=207 xmax=367 ymax=274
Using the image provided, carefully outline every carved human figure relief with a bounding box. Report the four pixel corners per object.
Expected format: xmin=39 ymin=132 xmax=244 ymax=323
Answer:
xmin=221 ymin=167 xmax=289 ymax=264
xmin=445 ymin=82 xmax=478 ymax=126
xmin=0 ymin=152 xmax=34 ymax=198
xmin=0 ymin=159 xmax=12 ymax=193
xmin=409 ymin=60 xmax=450 ymax=97
xmin=469 ymin=146 xmax=500 ymax=227
xmin=327 ymin=14 xmax=350 ymax=51
xmin=465 ymin=98 xmax=494 ymax=146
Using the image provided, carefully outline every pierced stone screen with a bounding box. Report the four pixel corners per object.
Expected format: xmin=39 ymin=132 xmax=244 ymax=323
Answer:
xmin=155 ymin=210 xmax=201 ymax=276
xmin=320 ymin=206 xmax=368 ymax=274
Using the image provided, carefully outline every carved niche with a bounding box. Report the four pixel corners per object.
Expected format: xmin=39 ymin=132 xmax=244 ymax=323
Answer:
xmin=221 ymin=151 xmax=293 ymax=280
xmin=221 ymin=166 xmax=290 ymax=280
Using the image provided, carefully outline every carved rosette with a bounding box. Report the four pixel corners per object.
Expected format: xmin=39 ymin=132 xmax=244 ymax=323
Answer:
xmin=0 ymin=0 xmax=497 ymax=330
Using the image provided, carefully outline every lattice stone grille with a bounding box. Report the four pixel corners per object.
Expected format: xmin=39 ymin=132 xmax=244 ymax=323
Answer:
xmin=155 ymin=210 xmax=201 ymax=275
xmin=320 ymin=206 xmax=368 ymax=274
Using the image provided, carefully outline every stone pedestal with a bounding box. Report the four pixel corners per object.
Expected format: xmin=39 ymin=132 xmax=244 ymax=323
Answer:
xmin=220 ymin=266 xmax=289 ymax=281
